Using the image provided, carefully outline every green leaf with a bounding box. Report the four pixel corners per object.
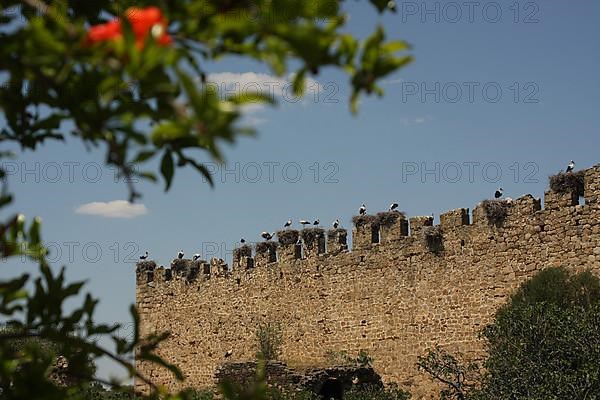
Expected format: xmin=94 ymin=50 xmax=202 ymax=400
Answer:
xmin=382 ymin=40 xmax=409 ymax=53
xmin=160 ymin=151 xmax=174 ymax=192
xmin=27 ymin=217 xmax=42 ymax=246
xmin=133 ymin=150 xmax=156 ymax=163
xmin=138 ymin=171 xmax=158 ymax=183
xmin=292 ymin=68 xmax=308 ymax=97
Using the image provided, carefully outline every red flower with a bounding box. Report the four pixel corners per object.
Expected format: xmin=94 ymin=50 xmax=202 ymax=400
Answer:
xmin=87 ymin=19 xmax=121 ymax=43
xmin=126 ymin=7 xmax=172 ymax=47
xmin=86 ymin=6 xmax=172 ymax=48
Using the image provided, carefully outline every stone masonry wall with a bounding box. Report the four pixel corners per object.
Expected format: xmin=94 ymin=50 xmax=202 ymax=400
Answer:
xmin=135 ymin=164 xmax=600 ymax=399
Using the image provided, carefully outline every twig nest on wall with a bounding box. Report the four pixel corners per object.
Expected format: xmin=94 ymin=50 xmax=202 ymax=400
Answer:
xmin=375 ymin=211 xmax=406 ymax=228
xmin=277 ymin=230 xmax=300 ymax=245
xmin=549 ymin=171 xmax=585 ymax=196
xmin=233 ymin=245 xmax=253 ymax=261
xmin=256 ymin=241 xmax=278 ymax=254
xmin=481 ymin=199 xmax=512 ymax=227
xmin=301 ymin=228 xmax=325 ymax=246
xmin=352 ymin=215 xmax=377 ymax=227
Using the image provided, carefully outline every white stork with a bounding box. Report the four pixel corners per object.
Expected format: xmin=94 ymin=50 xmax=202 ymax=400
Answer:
xmin=359 ymin=203 xmax=367 ymax=215
xmin=261 ymin=232 xmax=274 ymax=241
xmin=566 ymin=160 xmax=575 ymax=173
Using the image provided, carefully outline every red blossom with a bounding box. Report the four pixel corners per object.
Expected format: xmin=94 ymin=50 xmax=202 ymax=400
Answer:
xmin=86 ymin=6 xmax=172 ymax=48
xmin=87 ymin=19 xmax=121 ymax=43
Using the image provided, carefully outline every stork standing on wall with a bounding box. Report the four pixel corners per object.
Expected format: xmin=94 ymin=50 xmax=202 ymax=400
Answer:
xmin=495 ymin=188 xmax=503 ymax=199
xmin=139 ymin=251 xmax=149 ymax=260
xmin=300 ymin=220 xmax=311 ymax=227
xmin=389 ymin=203 xmax=399 ymax=212
xmin=566 ymin=160 xmax=575 ymax=173
xmin=240 ymin=238 xmax=246 ymax=244
xmin=332 ymin=219 xmax=340 ymax=229
xmin=193 ymin=254 xmax=201 ymax=261
xmin=261 ymin=232 xmax=274 ymax=241
xmin=313 ymin=219 xmax=320 ymax=226
xmin=284 ymin=219 xmax=292 ymax=228
xmin=359 ymin=203 xmax=367 ymax=215
xmin=177 ymin=250 xmax=184 ymax=259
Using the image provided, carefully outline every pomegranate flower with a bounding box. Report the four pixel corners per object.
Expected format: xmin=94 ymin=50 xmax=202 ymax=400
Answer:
xmin=86 ymin=6 xmax=172 ymax=48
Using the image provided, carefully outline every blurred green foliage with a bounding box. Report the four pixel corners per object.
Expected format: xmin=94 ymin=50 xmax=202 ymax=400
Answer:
xmin=344 ymin=384 xmax=410 ymax=400
xmin=324 ymin=350 xmax=373 ymax=367
xmin=256 ymin=322 xmax=283 ymax=361
xmin=478 ymin=267 xmax=600 ymax=399
xmin=419 ymin=267 xmax=600 ymax=400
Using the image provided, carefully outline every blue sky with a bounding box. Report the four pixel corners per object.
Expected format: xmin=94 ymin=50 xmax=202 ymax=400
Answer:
xmin=2 ymin=0 xmax=600 ymax=380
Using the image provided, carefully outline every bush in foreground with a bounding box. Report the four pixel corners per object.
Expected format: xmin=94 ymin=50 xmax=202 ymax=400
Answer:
xmin=420 ymin=267 xmax=600 ymax=400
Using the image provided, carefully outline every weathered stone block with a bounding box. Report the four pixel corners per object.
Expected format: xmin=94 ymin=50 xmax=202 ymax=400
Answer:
xmin=327 ymin=229 xmax=348 ymax=255
xmin=440 ymin=208 xmax=470 ymax=228
xmin=409 ymin=216 xmax=433 ymax=236
xmin=379 ymin=214 xmax=409 ymax=244
xmin=544 ymin=190 xmax=579 ymax=210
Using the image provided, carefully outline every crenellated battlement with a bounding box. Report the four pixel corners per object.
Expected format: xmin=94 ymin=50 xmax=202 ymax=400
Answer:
xmin=136 ymin=163 xmax=600 ymax=288
xmin=135 ymin=163 xmax=600 ymax=397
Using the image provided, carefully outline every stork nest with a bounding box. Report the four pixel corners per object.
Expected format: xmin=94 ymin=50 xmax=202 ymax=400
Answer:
xmin=549 ymin=171 xmax=585 ymax=196
xmin=327 ymin=228 xmax=347 ymax=237
xmin=352 ymin=215 xmax=377 ymax=227
xmin=277 ymin=229 xmax=299 ymax=245
xmin=481 ymin=199 xmax=512 ymax=227
xmin=233 ymin=245 xmax=252 ymax=261
xmin=375 ymin=211 xmax=405 ymax=227
xmin=423 ymin=226 xmax=444 ymax=255
xmin=171 ymin=259 xmax=190 ymax=276
xmin=136 ymin=260 xmax=156 ymax=274
xmin=301 ymin=228 xmax=325 ymax=245
xmin=255 ymin=241 xmax=278 ymax=254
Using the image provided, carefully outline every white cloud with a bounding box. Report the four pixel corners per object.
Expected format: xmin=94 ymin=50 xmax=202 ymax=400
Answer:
xmin=237 ymin=100 xmax=269 ymax=126
xmin=399 ymin=116 xmax=431 ymax=126
xmin=381 ymin=77 xmax=404 ymax=85
xmin=244 ymin=115 xmax=269 ymax=126
xmin=240 ymin=102 xmax=267 ymax=115
xmin=205 ymin=72 xmax=329 ymax=126
xmin=206 ymin=72 xmax=324 ymax=100
xmin=75 ymin=200 xmax=148 ymax=219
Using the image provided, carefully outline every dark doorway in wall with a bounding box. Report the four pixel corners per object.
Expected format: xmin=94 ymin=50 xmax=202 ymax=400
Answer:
xmin=294 ymin=244 xmax=303 ymax=259
xmin=269 ymin=249 xmax=277 ymax=263
xmin=318 ymin=235 xmax=326 ymax=254
xmin=371 ymin=225 xmax=380 ymax=244
xmin=187 ymin=266 xmax=199 ymax=282
xmin=319 ymin=378 xmax=344 ymax=400
xmin=203 ymin=263 xmax=211 ymax=275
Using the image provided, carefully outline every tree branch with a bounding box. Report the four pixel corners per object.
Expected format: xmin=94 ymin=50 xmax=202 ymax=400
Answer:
xmin=0 ymin=330 xmax=159 ymax=393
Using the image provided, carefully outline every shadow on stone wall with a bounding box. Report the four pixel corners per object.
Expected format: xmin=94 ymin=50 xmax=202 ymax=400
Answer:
xmin=215 ymin=361 xmax=383 ymax=400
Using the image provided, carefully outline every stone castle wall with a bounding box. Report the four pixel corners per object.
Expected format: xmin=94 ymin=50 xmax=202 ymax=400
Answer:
xmin=135 ymin=164 xmax=600 ymax=399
